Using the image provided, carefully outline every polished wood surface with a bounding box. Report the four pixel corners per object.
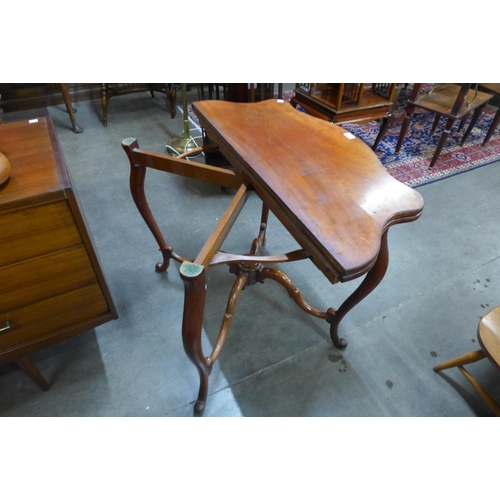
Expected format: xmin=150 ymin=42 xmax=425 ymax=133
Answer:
xmin=0 ymin=119 xmax=66 ymax=208
xmin=479 ymin=305 xmax=500 ymax=370
xmin=0 ymin=117 xmax=118 ymax=387
xmin=193 ymin=99 xmax=423 ymax=282
xmin=126 ymin=99 xmax=424 ymax=415
xmin=434 ymin=305 xmax=500 ymax=417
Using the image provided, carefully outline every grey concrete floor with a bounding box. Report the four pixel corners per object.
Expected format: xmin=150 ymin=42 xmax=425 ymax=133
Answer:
xmin=1 ymin=86 xmax=500 ymax=417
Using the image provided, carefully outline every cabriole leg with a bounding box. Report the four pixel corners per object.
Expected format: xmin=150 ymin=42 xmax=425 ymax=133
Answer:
xmin=122 ymin=138 xmax=173 ymax=272
xmin=180 ymin=262 xmax=211 ymax=416
xmin=329 ymin=230 xmax=390 ymax=349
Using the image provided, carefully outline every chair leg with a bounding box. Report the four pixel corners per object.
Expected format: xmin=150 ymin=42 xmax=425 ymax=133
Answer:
xmin=59 ymin=83 xmax=83 ymax=133
xmin=483 ymin=107 xmax=500 ymax=146
xmin=458 ymin=115 xmax=468 ymax=132
xmin=372 ymin=116 xmax=390 ymax=151
xmin=460 ymin=105 xmax=486 ymax=146
xmin=431 ymin=114 xmax=441 ymax=134
xmin=434 ymin=349 xmax=500 ymax=416
xmin=458 ymin=365 xmax=500 ymax=417
xmin=101 ymin=84 xmax=108 ymax=127
xmin=433 ymin=349 xmax=485 ymax=371
xmin=428 ymin=117 xmax=455 ymax=170
xmin=167 ymin=84 xmax=177 ymax=119
xmin=395 ymin=108 xmax=414 ymax=153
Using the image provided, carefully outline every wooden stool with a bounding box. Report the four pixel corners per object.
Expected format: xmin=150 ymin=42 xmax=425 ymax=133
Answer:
xmin=433 ymin=305 xmax=500 ymax=416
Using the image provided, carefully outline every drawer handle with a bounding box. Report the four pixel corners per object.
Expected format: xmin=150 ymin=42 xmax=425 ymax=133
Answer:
xmin=0 ymin=320 xmax=11 ymax=333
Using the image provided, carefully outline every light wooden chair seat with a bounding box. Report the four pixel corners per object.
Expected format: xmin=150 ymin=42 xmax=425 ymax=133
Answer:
xmin=433 ymin=305 xmax=500 ymax=416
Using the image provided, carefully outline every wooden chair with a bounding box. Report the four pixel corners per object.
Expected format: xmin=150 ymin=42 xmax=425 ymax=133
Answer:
xmin=477 ymin=83 xmax=500 ymax=146
xmin=433 ymin=305 xmax=500 ymax=416
xmin=290 ymin=83 xmax=399 ymax=151
xmin=395 ymin=83 xmax=494 ymax=170
xmin=101 ymin=84 xmax=178 ymax=126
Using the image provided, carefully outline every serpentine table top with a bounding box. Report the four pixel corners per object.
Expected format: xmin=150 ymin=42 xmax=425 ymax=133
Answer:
xmin=193 ymin=99 xmax=424 ymax=283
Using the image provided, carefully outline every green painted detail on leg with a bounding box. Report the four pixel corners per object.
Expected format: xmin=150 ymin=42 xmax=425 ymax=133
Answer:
xmin=122 ymin=137 xmax=137 ymax=146
xmin=180 ymin=261 xmax=205 ymax=278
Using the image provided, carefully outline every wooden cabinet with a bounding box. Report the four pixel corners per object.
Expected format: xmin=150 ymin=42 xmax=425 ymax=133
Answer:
xmin=0 ymin=116 xmax=117 ymax=386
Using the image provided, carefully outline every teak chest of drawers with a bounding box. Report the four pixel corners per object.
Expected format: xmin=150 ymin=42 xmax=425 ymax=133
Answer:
xmin=0 ymin=117 xmax=117 ymax=389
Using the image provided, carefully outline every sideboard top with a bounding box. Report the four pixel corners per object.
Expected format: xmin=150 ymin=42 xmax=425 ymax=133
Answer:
xmin=0 ymin=117 xmax=69 ymax=210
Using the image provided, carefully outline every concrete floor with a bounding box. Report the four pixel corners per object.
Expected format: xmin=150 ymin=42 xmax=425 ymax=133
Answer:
xmin=1 ymin=86 xmax=500 ymax=417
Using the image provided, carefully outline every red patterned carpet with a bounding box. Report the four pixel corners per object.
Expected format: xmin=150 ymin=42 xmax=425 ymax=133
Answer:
xmin=339 ymin=86 xmax=500 ymax=187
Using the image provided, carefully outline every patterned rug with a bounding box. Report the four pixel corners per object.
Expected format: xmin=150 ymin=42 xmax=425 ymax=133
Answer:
xmin=340 ymin=85 xmax=500 ymax=187
xmin=189 ymin=86 xmax=500 ymax=188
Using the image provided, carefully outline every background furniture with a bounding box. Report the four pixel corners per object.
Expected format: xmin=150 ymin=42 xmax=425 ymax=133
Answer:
xmin=0 ymin=83 xmax=101 ymax=111
xmin=59 ymin=83 xmax=83 ymax=133
xmin=433 ymin=305 xmax=500 ymax=416
xmin=197 ymin=83 xmax=283 ymax=103
xmin=395 ymin=83 xmax=493 ymax=170
xmin=101 ymin=83 xmax=178 ymax=126
xmin=291 ymin=83 xmax=399 ymax=150
xmin=0 ymin=83 xmax=84 ymax=133
xmin=477 ymin=83 xmax=500 ymax=146
xmin=0 ymin=117 xmax=118 ymax=388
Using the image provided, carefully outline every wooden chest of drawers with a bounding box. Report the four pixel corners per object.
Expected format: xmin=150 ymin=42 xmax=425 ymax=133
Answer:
xmin=0 ymin=117 xmax=117 ymax=385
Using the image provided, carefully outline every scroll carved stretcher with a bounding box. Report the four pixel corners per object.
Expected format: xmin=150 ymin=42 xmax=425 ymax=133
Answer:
xmin=122 ymin=99 xmax=424 ymax=416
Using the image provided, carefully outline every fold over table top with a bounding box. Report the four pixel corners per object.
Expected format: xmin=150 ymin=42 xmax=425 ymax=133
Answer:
xmin=193 ymin=99 xmax=424 ymax=282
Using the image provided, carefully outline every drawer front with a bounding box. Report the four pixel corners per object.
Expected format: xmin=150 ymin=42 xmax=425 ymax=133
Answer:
xmin=0 ymin=200 xmax=82 ymax=267
xmin=0 ymin=245 xmax=99 ymax=313
xmin=0 ymin=284 xmax=110 ymax=351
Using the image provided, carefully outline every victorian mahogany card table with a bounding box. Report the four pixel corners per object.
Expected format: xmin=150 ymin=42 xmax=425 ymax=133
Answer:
xmin=122 ymin=99 xmax=424 ymax=416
